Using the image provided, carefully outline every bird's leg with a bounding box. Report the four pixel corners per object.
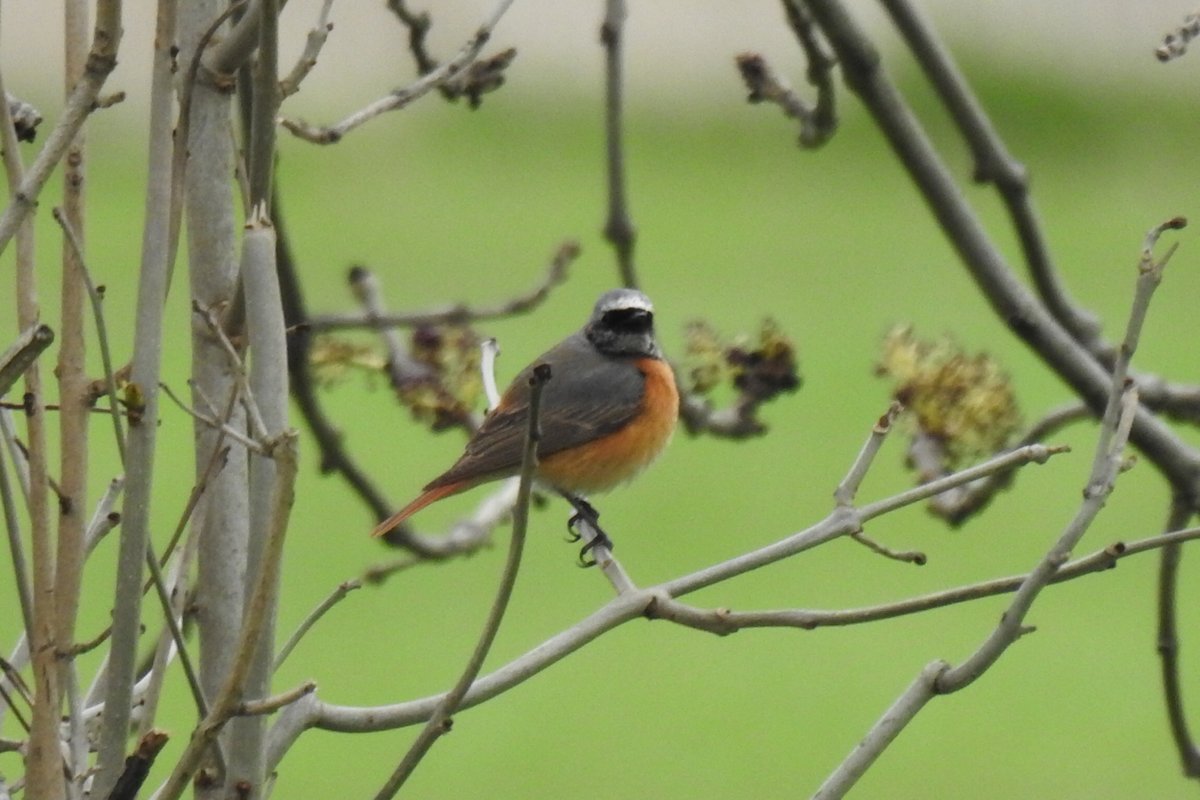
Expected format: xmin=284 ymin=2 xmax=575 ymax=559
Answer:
xmin=560 ymin=492 xmax=613 ymax=567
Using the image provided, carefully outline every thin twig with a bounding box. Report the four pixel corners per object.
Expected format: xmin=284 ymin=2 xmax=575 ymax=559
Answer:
xmin=813 ymin=660 xmax=947 ymax=799
xmin=834 ymin=402 xmax=902 ymax=506
xmin=387 ymin=0 xmax=438 ymax=74
xmin=372 ymin=364 xmax=549 ymax=797
xmin=160 ymin=380 xmax=267 ymax=455
xmin=848 ymin=530 xmax=926 ymax=566
xmin=0 ymin=422 xmax=33 ymax=643
xmin=192 ymin=300 xmax=270 ymax=441
xmin=143 ymin=538 xmax=209 ymax=718
xmin=236 ymin=682 xmax=317 ymax=717
xmin=924 ymin=401 xmax=1091 ymax=524
xmin=386 ymin=0 xmax=516 ymax=107
xmin=736 ymin=0 xmax=836 ymax=147
xmin=278 ymin=0 xmax=335 ymax=99
xmin=137 ymin=529 xmax=201 ymax=739
xmin=859 ymin=443 xmax=1063 ymax=522
xmin=273 ymin=580 xmax=363 ymax=672
xmin=52 ymin=206 xmax=127 ymax=462
xmin=1158 ymin=499 xmax=1200 ymax=774
xmin=0 ymin=657 xmax=31 ymax=723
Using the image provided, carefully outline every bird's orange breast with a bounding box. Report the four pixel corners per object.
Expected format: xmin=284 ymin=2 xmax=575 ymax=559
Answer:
xmin=537 ymin=357 xmax=678 ymax=494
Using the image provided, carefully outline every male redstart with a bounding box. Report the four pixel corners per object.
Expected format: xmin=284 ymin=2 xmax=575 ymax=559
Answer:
xmin=371 ymin=288 xmax=678 ymax=558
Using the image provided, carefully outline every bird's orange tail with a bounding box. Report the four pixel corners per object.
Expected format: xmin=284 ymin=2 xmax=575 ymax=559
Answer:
xmin=369 ymin=481 xmax=468 ymax=537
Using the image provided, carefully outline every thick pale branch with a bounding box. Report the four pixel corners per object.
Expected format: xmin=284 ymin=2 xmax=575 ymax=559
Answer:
xmin=154 ymin=433 xmax=298 ymax=800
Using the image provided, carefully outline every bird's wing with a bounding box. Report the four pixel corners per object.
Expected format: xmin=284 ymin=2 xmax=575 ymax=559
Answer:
xmin=424 ymin=333 xmax=646 ymax=490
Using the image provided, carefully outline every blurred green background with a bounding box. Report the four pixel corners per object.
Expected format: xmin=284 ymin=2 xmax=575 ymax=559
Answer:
xmin=4 ymin=3 xmax=1200 ymax=798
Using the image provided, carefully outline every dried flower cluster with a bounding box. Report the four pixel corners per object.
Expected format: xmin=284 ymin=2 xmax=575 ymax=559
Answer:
xmin=396 ymin=324 xmax=483 ymax=431
xmin=309 ymin=335 xmax=387 ymax=387
xmin=876 ymin=325 xmax=1021 ymax=469
xmin=684 ymin=317 xmax=802 ymax=402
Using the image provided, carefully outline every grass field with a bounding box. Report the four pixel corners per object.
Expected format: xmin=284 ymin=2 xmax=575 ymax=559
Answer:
xmin=4 ymin=35 xmax=1200 ymax=799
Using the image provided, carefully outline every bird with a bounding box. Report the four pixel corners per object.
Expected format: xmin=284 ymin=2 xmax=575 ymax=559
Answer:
xmin=371 ymin=288 xmax=678 ymax=562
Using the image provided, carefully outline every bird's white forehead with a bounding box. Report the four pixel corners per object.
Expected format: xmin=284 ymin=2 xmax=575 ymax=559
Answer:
xmin=594 ymin=288 xmax=654 ymax=315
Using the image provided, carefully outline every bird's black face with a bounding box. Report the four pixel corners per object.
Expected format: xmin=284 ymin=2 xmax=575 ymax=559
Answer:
xmin=585 ymin=289 xmax=660 ymax=357
xmin=600 ymin=306 xmax=653 ymax=336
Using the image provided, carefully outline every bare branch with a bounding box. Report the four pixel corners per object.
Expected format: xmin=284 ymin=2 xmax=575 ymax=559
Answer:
xmin=803 ymin=0 xmax=1200 ymax=496
xmin=236 ymin=682 xmax=317 ymax=717
xmin=0 ymin=433 xmax=33 ymax=647
xmin=655 ymin=525 xmax=1200 ymax=633
xmin=278 ymin=0 xmax=335 ymax=99
xmin=737 ymin=0 xmax=836 ymax=147
xmin=834 ymin=402 xmax=902 ymax=506
xmin=386 ymin=0 xmax=516 ymax=107
xmin=307 ymin=241 xmax=578 ymax=333
xmin=848 ymin=530 xmax=926 ymax=566
xmin=600 ymin=0 xmax=638 ymax=287
xmin=814 ymin=660 xmax=947 ymax=799
xmin=279 ymin=0 xmax=516 ymax=143
xmin=264 ymin=404 xmax=1066 ymax=769
xmin=104 ymin=730 xmax=170 ymax=800
xmin=0 ymin=0 xmax=123 ymax=259
xmin=273 ymin=580 xmax=363 ymax=672
xmin=160 ymin=381 xmax=267 ymax=455
xmin=817 ymin=215 xmax=1178 ymax=796
xmin=1158 ymin=500 xmax=1200 ymax=774
xmin=387 ymin=0 xmax=438 ymax=75
xmin=52 ymin=206 xmax=126 ymax=461
xmin=880 ymin=0 xmax=1103 ymax=353
xmin=0 ymin=325 xmax=54 ymax=399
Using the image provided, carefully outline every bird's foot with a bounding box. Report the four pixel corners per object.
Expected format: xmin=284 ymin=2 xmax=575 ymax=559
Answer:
xmin=565 ymin=497 xmax=600 ymax=541
xmin=564 ymin=496 xmax=613 ymax=567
